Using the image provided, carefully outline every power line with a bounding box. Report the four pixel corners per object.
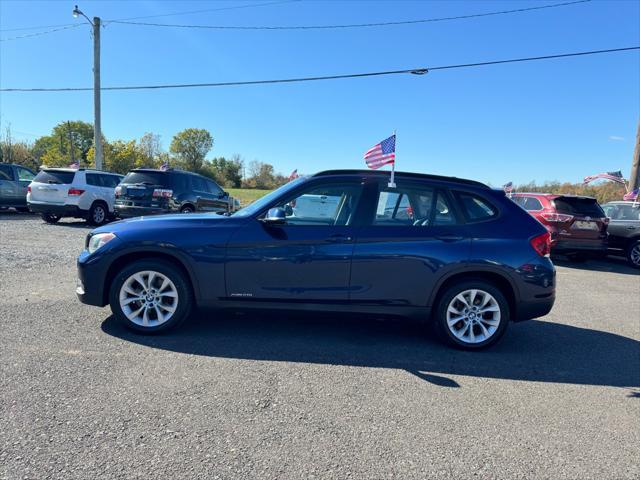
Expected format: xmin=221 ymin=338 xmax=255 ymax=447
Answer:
xmin=108 ymin=0 xmax=592 ymax=31
xmin=0 ymin=24 xmax=82 ymax=42
xmin=1 ymin=46 xmax=637 ymax=93
xmin=106 ymin=0 xmax=301 ymax=23
xmin=0 ymin=0 xmax=300 ymax=33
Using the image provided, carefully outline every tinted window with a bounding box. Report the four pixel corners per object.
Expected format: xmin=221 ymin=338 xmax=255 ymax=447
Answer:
xmin=554 ymin=197 xmax=604 ymax=217
xmin=33 ymin=170 xmax=75 ymax=185
xmin=105 ymin=175 xmax=123 ymax=188
xmin=457 ymin=193 xmax=497 ymax=222
xmin=121 ymin=171 xmax=171 ymax=187
xmin=172 ymin=174 xmax=190 ymax=192
xmin=86 ymin=173 xmax=100 ymax=186
xmin=207 ymin=180 xmax=223 ymax=196
xmin=610 ymin=205 xmax=640 ymax=221
xmin=522 ymin=196 xmax=543 ymax=211
xmin=0 ymin=165 xmax=13 ymax=181
xmin=273 ymin=183 xmax=362 ymax=226
xmin=191 ymin=176 xmax=208 ymax=192
xmin=375 ymin=184 xmax=435 ymax=226
xmin=17 ymin=167 xmax=35 ymax=181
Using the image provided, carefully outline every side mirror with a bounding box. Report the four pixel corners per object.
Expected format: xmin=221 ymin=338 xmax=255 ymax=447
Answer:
xmin=262 ymin=207 xmax=286 ymax=225
xmin=221 ymin=191 xmax=228 ymax=198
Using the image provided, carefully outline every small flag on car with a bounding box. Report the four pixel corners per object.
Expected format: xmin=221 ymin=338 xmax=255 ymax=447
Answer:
xmin=503 ymin=181 xmax=513 ymax=193
xmin=68 ymin=161 xmax=79 ymax=169
xmin=623 ymin=188 xmax=639 ymax=201
xmin=364 ymin=134 xmax=396 ymax=170
xmin=160 ymin=160 xmax=169 ymax=171
xmin=288 ymin=169 xmax=299 ymax=181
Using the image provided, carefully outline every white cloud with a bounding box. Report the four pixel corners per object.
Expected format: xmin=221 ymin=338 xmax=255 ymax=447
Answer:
xmin=609 ymin=135 xmax=625 ymax=141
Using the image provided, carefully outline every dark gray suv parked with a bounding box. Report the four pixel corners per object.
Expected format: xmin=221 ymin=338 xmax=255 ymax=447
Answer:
xmin=602 ymin=201 xmax=640 ymax=268
xmin=0 ymin=163 xmax=36 ymax=211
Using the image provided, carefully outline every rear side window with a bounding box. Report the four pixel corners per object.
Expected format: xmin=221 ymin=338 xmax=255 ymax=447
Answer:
xmin=375 ymin=185 xmax=433 ymax=226
xmin=554 ymin=197 xmax=604 ymax=217
xmin=521 ymin=196 xmax=543 ymax=211
xmin=86 ymin=173 xmax=100 ymax=186
xmin=33 ymin=170 xmax=75 ymax=185
xmin=17 ymin=167 xmax=35 ymax=181
xmin=192 ymin=176 xmax=208 ymax=192
xmin=121 ymin=171 xmax=171 ymax=187
xmin=0 ymin=165 xmax=13 ymax=181
xmin=609 ymin=205 xmax=640 ymax=221
xmin=457 ymin=193 xmax=497 ymax=222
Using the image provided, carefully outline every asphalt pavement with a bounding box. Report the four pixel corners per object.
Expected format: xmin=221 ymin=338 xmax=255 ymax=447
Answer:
xmin=1 ymin=211 xmax=639 ymax=479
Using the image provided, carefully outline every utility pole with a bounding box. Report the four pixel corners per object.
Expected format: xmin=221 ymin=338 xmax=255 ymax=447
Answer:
xmin=73 ymin=6 xmax=102 ymax=170
xmin=66 ymin=121 xmax=75 ymax=165
xmin=629 ymin=121 xmax=640 ymax=191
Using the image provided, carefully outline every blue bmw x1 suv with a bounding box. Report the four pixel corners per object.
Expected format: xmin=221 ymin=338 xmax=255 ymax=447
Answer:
xmin=77 ymin=169 xmax=555 ymax=349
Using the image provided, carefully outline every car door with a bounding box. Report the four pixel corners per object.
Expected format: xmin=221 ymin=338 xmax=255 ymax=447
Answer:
xmin=0 ymin=164 xmax=18 ymax=206
xmin=15 ymin=166 xmax=35 ymax=206
xmin=191 ymin=176 xmax=214 ymax=212
xmin=606 ymin=204 xmax=640 ymax=249
xmin=349 ymin=180 xmax=471 ymax=307
xmin=225 ymin=179 xmax=365 ymax=301
xmin=206 ymin=179 xmax=228 ymax=213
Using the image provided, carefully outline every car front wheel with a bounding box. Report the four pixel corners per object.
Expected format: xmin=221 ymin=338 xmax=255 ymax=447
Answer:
xmin=42 ymin=212 xmax=61 ymax=224
xmin=435 ymin=281 xmax=510 ymax=350
xmin=627 ymin=240 xmax=640 ymax=269
xmin=109 ymin=260 xmax=193 ymax=333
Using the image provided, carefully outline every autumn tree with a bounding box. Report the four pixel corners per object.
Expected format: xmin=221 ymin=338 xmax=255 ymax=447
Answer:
xmin=169 ymin=128 xmax=213 ymax=172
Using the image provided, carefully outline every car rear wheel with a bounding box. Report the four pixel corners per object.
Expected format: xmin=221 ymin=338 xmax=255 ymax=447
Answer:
xmin=180 ymin=205 xmax=195 ymax=214
xmin=627 ymin=240 xmax=640 ymax=269
xmin=109 ymin=260 xmax=193 ymax=333
xmin=435 ymin=281 xmax=509 ymax=350
xmin=42 ymin=212 xmax=61 ymax=224
xmin=88 ymin=202 xmax=108 ymax=226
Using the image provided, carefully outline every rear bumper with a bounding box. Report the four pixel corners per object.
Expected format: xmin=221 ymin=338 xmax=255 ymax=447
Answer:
xmin=115 ymin=205 xmax=171 ymax=218
xmin=552 ymin=238 xmax=607 ymax=253
xmin=513 ymin=295 xmax=555 ymax=322
xmin=28 ymin=202 xmax=86 ymax=217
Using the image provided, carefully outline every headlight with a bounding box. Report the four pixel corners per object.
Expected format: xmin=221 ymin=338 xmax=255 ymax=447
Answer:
xmin=88 ymin=233 xmax=116 ymax=254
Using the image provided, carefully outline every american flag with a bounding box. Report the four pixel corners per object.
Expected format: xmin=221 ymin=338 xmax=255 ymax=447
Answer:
xmin=583 ymin=170 xmax=626 ymax=185
xmin=503 ymin=181 xmax=513 ymax=193
xmin=68 ymin=161 xmax=79 ymax=169
xmin=623 ymin=188 xmax=639 ymax=201
xmin=160 ymin=160 xmax=169 ymax=171
xmin=364 ymin=134 xmax=396 ymax=169
xmin=288 ymin=169 xmax=299 ymax=181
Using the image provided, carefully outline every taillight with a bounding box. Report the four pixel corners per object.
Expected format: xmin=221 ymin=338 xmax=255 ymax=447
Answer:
xmin=530 ymin=232 xmax=551 ymax=257
xmin=68 ymin=188 xmax=85 ymax=196
xmin=27 ymin=186 xmax=31 ymax=193
xmin=152 ymin=188 xmax=173 ymax=198
xmin=114 ymin=186 xmax=122 ymax=197
xmin=602 ymin=217 xmax=610 ymax=225
xmin=540 ymin=212 xmax=573 ymax=223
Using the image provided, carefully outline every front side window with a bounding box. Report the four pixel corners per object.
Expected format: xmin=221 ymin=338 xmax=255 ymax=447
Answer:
xmin=457 ymin=193 xmax=498 ymax=222
xmin=207 ymin=180 xmax=223 ymax=196
xmin=17 ymin=167 xmax=35 ymax=181
xmin=271 ymin=183 xmax=362 ymax=226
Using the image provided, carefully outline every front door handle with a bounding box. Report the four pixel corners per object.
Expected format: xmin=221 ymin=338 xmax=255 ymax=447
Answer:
xmin=326 ymin=234 xmax=353 ymax=243
xmin=627 ymin=226 xmax=637 ymax=230
xmin=435 ymin=235 xmax=464 ymax=242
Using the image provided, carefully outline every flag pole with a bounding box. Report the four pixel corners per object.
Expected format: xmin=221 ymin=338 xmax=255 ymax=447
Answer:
xmin=388 ymin=130 xmax=396 ymax=188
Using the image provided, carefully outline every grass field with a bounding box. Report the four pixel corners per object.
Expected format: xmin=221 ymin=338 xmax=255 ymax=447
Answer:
xmin=227 ymin=188 xmax=272 ymax=207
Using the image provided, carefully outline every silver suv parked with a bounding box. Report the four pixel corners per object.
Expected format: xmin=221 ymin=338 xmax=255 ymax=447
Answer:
xmin=0 ymin=163 xmax=36 ymax=212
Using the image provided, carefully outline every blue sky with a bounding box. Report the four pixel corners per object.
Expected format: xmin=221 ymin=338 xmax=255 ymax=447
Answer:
xmin=1 ymin=0 xmax=638 ymax=185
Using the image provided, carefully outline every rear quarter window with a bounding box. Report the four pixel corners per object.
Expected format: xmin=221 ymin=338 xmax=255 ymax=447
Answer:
xmin=456 ymin=192 xmax=498 ymax=222
xmin=33 ymin=170 xmax=75 ymax=184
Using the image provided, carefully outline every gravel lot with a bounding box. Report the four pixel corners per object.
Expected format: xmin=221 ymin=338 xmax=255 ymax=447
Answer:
xmin=1 ymin=211 xmax=639 ymax=479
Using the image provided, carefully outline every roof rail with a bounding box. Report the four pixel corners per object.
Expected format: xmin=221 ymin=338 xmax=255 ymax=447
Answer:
xmin=312 ymin=169 xmax=488 ymax=188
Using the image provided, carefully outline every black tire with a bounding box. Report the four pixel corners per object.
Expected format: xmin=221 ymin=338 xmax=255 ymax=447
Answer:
xmin=434 ymin=280 xmax=510 ymax=350
xmin=88 ymin=202 xmax=108 ymax=226
xmin=180 ymin=205 xmax=195 ymax=214
xmin=16 ymin=207 xmax=30 ymax=213
xmin=109 ymin=259 xmax=193 ymax=333
xmin=567 ymin=253 xmax=587 ymax=263
xmin=42 ymin=212 xmax=61 ymax=224
xmin=626 ymin=240 xmax=640 ymax=269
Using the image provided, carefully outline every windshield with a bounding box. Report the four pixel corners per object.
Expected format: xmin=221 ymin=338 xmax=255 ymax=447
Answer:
xmin=232 ymin=177 xmax=308 ymax=217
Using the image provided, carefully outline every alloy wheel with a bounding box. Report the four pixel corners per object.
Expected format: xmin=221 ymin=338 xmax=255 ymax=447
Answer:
xmin=93 ymin=205 xmax=106 ymax=224
xmin=446 ymin=289 xmax=501 ymax=344
xmin=630 ymin=244 xmax=640 ymax=266
xmin=119 ymin=270 xmax=179 ymax=327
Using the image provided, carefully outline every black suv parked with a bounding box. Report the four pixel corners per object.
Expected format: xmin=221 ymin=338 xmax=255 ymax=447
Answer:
xmin=115 ymin=168 xmax=231 ymax=218
xmin=602 ymin=201 xmax=640 ymax=268
xmin=0 ymin=163 xmax=36 ymax=211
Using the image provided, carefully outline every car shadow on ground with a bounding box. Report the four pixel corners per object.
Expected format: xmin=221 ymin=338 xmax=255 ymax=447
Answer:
xmin=553 ymin=256 xmax=639 ymax=276
xmin=102 ymin=311 xmax=640 ymax=390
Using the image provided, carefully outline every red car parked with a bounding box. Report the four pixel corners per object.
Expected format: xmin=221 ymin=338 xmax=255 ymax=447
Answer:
xmin=511 ymin=193 xmax=608 ymax=259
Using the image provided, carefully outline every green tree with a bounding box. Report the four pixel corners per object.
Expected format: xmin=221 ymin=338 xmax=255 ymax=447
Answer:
xmin=204 ymin=155 xmax=244 ymax=187
xmin=138 ymin=132 xmax=163 ymax=168
xmin=243 ymin=161 xmax=286 ymax=189
xmin=169 ymin=128 xmax=213 ymax=172
xmin=33 ymin=120 xmax=94 ymax=167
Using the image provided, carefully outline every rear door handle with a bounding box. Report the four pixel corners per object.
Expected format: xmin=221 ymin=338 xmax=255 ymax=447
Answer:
xmin=435 ymin=235 xmax=464 ymax=242
xmin=326 ymin=234 xmax=353 ymax=243
xmin=627 ymin=226 xmax=637 ymax=230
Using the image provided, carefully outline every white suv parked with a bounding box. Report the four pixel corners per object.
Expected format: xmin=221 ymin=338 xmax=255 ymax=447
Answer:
xmin=27 ymin=168 xmax=123 ymax=225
